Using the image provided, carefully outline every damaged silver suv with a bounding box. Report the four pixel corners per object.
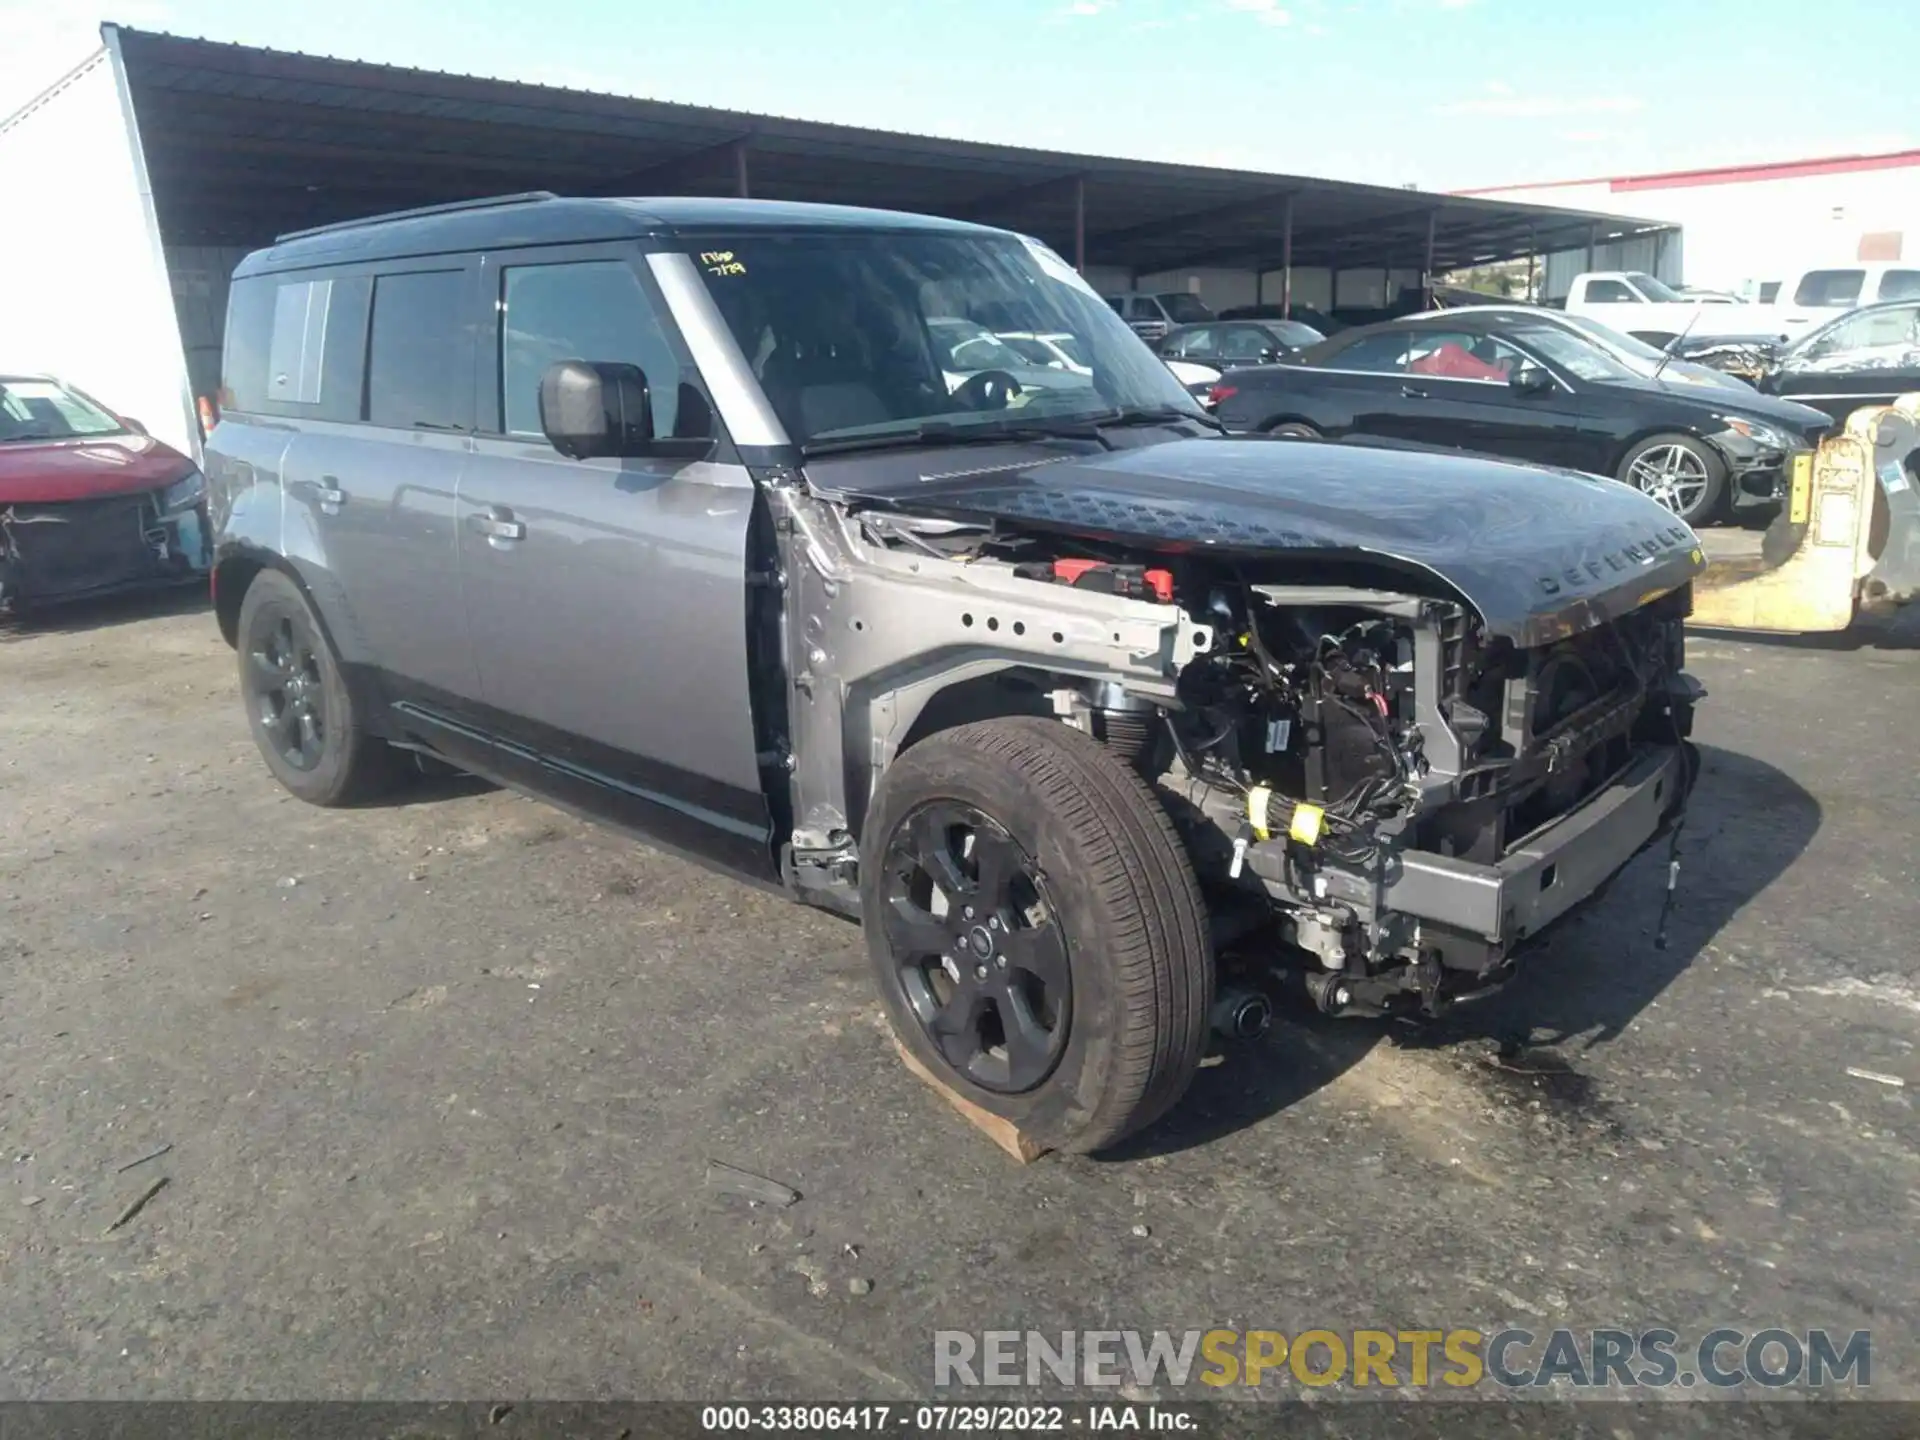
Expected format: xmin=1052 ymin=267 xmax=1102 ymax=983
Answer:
xmin=206 ymin=193 xmax=1705 ymax=1153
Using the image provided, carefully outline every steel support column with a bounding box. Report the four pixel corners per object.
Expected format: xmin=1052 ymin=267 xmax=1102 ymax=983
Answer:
xmin=1280 ymin=195 xmax=1294 ymax=318
xmin=1074 ymin=175 xmax=1086 ymax=273
xmin=1423 ymin=211 xmax=1437 ymax=309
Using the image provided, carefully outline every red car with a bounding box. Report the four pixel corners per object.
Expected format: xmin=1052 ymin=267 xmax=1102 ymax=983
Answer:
xmin=0 ymin=375 xmax=210 ymax=612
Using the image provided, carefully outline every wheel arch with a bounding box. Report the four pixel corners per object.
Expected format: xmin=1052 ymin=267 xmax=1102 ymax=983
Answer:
xmin=213 ymin=543 xmax=319 ymax=649
xmin=1612 ymin=422 xmax=1724 ymax=476
xmin=848 ymin=660 xmax=1136 ymax=843
xmin=1257 ymin=412 xmax=1325 ymax=435
xmin=215 ymin=544 xmax=388 ymax=740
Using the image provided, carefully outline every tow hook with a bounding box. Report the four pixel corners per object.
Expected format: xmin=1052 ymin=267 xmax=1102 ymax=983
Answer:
xmin=1210 ymin=986 xmax=1274 ymax=1040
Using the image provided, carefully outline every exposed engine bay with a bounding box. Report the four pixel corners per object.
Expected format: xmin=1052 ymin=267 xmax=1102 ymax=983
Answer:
xmin=797 ymin=499 xmax=1701 ymax=1018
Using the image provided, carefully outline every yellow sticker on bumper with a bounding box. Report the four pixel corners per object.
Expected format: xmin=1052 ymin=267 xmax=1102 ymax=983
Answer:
xmin=1790 ymin=451 xmax=1813 ymax=525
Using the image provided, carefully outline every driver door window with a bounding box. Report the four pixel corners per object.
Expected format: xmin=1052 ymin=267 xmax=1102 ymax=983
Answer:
xmin=499 ymin=260 xmax=681 ymax=437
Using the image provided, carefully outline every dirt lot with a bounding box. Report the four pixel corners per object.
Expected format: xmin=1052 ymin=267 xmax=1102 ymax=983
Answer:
xmin=3 ymin=587 xmax=1918 ymax=1402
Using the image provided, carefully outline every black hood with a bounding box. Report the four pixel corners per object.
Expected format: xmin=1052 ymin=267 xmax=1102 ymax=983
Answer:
xmin=1602 ymin=374 xmax=1831 ymax=436
xmin=810 ymin=435 xmax=1705 ymax=648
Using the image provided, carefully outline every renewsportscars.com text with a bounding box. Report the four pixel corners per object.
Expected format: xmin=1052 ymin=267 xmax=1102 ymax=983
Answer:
xmin=933 ymin=1328 xmax=1871 ymax=1390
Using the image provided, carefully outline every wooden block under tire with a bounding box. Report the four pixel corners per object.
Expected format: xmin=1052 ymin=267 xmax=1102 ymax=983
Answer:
xmin=892 ymin=1035 xmax=1052 ymax=1164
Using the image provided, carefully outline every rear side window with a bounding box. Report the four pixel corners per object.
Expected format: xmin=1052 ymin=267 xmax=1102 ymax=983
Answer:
xmin=1315 ymin=332 xmax=1409 ymax=373
xmin=1758 ymin=281 xmax=1782 ymax=303
xmin=1219 ymin=326 xmax=1277 ymax=360
xmin=499 ymin=260 xmax=680 ymax=438
xmin=222 ymin=273 xmax=369 ymax=421
xmin=1878 ymin=270 xmax=1920 ymax=302
xmin=268 ymin=280 xmax=331 ymax=405
xmin=367 ymin=270 xmax=472 ymax=431
xmin=1169 ymin=327 xmax=1216 ymax=358
xmin=1793 ymin=269 xmax=1865 ymax=307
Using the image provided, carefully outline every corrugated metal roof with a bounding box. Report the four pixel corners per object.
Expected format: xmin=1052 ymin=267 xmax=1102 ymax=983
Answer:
xmin=111 ymin=24 xmax=1673 ymax=272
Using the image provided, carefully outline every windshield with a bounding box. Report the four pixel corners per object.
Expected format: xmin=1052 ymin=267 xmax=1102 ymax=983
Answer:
xmin=1558 ymin=314 xmax=1668 ymax=364
xmin=0 ymin=379 xmax=125 ymax=442
xmin=1159 ymin=293 xmax=1213 ymax=324
xmin=692 ymin=231 xmax=1203 ymax=446
xmin=1509 ymin=324 xmax=1640 ymax=382
xmin=1627 ymin=273 xmax=1685 ymax=303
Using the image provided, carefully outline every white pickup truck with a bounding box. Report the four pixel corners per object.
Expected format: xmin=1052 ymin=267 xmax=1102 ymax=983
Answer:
xmin=1561 ymin=271 xmax=1796 ymax=347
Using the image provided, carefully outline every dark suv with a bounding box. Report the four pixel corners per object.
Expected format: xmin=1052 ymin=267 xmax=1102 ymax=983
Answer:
xmin=206 ymin=193 xmax=1704 ymax=1154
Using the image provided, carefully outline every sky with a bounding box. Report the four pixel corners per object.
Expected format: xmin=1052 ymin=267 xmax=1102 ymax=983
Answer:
xmin=3 ymin=0 xmax=1917 ymax=192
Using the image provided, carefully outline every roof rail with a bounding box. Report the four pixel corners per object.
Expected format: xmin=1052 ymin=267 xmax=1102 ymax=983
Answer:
xmin=275 ymin=191 xmax=562 ymax=244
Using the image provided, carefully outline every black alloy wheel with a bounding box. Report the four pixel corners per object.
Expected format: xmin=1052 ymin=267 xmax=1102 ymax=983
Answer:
xmin=861 ymin=718 xmax=1212 ymax=1154
xmin=249 ymin=611 xmax=329 ymax=771
xmin=879 ymin=801 xmax=1071 ymax=1094
xmin=235 ymin=568 xmax=405 ymax=806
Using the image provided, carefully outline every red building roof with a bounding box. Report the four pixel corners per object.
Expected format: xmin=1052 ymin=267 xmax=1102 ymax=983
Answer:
xmin=1459 ymin=148 xmax=1920 ymax=197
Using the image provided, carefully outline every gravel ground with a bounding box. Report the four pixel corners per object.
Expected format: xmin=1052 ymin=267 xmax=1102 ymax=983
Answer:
xmin=1 ymin=587 xmax=1916 ymax=1405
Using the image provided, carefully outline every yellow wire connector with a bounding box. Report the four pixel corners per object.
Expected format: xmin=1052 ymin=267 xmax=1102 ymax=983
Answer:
xmin=1246 ymin=785 xmax=1273 ymax=842
xmin=1289 ymin=802 xmax=1326 ymax=847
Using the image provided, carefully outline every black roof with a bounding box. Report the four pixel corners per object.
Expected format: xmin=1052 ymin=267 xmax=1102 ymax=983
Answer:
xmin=99 ymin=25 xmax=1674 ymax=275
xmin=234 ymin=192 xmax=1002 ymax=275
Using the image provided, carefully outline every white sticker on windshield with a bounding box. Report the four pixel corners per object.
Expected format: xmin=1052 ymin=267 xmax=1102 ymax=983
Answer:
xmin=1020 ymin=234 xmax=1100 ymax=297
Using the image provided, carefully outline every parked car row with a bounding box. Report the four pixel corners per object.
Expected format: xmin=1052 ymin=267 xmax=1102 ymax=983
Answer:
xmin=17 ymin=224 xmax=1909 ymax=620
xmin=1204 ymin=308 xmax=1833 ymax=524
xmin=1560 ymin=263 xmax=1920 ymax=351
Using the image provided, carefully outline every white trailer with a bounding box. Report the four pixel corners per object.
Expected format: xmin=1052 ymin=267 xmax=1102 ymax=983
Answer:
xmin=0 ymin=31 xmax=209 ymax=462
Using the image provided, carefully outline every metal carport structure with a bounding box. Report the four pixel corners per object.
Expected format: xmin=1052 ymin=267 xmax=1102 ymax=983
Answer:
xmin=2 ymin=23 xmax=1673 ymax=459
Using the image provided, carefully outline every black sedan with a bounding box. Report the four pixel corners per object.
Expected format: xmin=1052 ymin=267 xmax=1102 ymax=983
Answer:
xmin=1157 ymin=319 xmax=1324 ymax=371
xmin=1757 ymin=299 xmax=1920 ymax=425
xmin=1209 ymin=312 xmax=1833 ymax=524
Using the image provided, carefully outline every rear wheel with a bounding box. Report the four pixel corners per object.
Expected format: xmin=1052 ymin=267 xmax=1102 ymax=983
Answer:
xmin=1268 ymin=421 xmax=1321 ymax=440
xmin=862 ymin=717 xmax=1213 ymax=1154
xmin=236 ymin=569 xmax=405 ymax=806
xmin=1618 ymin=433 xmax=1726 ymax=525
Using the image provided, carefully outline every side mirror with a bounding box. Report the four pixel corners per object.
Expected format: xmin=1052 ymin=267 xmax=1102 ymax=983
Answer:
xmin=1510 ymin=363 xmax=1553 ymax=394
xmin=1259 ymin=347 xmax=1283 ymax=364
xmin=122 ymin=416 xmax=148 ymax=436
xmin=538 ymin=360 xmax=653 ymax=460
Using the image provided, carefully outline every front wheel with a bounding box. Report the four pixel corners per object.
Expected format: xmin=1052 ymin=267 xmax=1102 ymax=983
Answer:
xmin=861 ymin=717 xmax=1213 ymax=1154
xmin=1267 ymin=421 xmax=1321 ymax=440
xmin=1618 ymin=433 xmax=1726 ymax=525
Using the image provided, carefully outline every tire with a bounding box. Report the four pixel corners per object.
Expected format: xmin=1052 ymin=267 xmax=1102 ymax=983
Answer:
xmin=235 ymin=569 xmax=405 ymax=806
xmin=861 ymin=717 xmax=1212 ymax=1154
xmin=1268 ymin=421 xmax=1321 ymax=440
xmin=1617 ymin=433 xmax=1727 ymax=525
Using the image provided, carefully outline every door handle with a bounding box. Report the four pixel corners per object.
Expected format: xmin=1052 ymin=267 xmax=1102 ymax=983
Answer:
xmin=317 ymin=477 xmax=346 ymax=515
xmin=1399 ymin=385 xmax=1430 ymax=399
xmin=473 ymin=504 xmax=526 ymax=548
